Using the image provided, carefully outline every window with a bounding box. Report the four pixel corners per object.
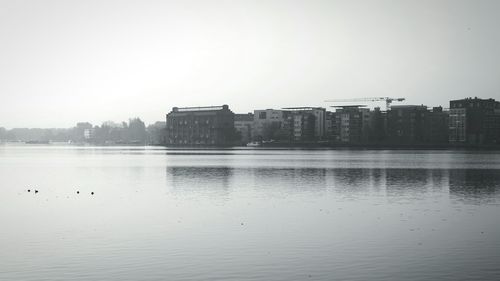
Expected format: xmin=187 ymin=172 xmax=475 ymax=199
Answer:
xmin=259 ymin=112 xmax=267 ymax=119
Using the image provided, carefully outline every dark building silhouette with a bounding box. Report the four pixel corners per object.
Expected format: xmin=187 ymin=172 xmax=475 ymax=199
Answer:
xmin=425 ymin=106 xmax=449 ymax=144
xmin=369 ymin=107 xmax=386 ymax=143
xmin=485 ymin=113 xmax=500 ymax=144
xmin=166 ymin=105 xmax=235 ymax=146
xmin=324 ymin=106 xmax=379 ymax=144
xmin=386 ymin=105 xmax=428 ymax=144
xmin=449 ymin=97 xmax=500 ymax=144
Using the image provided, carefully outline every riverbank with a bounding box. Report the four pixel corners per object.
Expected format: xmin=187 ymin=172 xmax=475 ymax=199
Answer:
xmin=259 ymin=142 xmax=500 ymax=150
xmin=4 ymin=141 xmax=500 ymax=150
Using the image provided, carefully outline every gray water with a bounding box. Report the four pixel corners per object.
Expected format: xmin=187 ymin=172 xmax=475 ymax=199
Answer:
xmin=1 ymin=145 xmax=500 ymax=281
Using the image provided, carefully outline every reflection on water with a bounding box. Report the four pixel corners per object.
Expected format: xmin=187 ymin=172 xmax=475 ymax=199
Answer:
xmin=167 ymin=166 xmax=233 ymax=198
xmin=386 ymin=168 xmax=429 ymax=188
xmin=247 ymin=168 xmax=328 ymax=193
xmin=449 ymin=169 xmax=500 ymax=204
xmin=167 ymin=165 xmax=500 ymax=204
xmin=168 ymin=166 xmax=233 ymax=189
xmin=1 ymin=147 xmax=500 ymax=281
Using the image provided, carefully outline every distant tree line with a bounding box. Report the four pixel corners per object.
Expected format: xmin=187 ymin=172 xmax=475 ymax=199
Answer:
xmin=0 ymin=118 xmax=166 ymax=145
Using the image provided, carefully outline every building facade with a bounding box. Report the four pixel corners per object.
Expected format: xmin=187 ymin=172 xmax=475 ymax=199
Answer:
xmin=369 ymin=107 xmax=386 ymax=143
xmin=252 ymin=109 xmax=292 ymax=141
xmin=449 ymin=97 xmax=500 ymax=144
xmin=325 ymin=111 xmax=340 ymax=142
xmin=234 ymin=113 xmax=254 ymax=145
xmin=75 ymin=122 xmax=93 ymax=143
xmin=291 ymin=112 xmax=315 ymax=141
xmin=386 ymin=105 xmax=428 ymax=144
xmin=334 ymin=106 xmax=365 ymax=143
xmin=166 ymin=105 xmax=235 ymax=146
xmin=425 ymin=107 xmax=449 ymax=144
xmin=283 ymin=107 xmax=326 ymax=140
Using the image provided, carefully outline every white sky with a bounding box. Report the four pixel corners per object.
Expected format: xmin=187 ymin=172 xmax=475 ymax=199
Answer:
xmin=1 ymin=0 xmax=499 ymax=128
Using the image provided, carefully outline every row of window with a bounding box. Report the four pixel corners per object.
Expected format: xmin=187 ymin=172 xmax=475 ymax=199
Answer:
xmin=169 ymin=120 xmax=212 ymax=125
xmin=452 ymin=102 xmax=497 ymax=108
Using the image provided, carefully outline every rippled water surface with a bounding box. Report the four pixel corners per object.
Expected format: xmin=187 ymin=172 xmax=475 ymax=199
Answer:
xmin=1 ymin=145 xmax=500 ymax=281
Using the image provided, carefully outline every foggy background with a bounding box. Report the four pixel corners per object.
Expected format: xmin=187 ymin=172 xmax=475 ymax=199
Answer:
xmin=0 ymin=0 xmax=499 ymax=128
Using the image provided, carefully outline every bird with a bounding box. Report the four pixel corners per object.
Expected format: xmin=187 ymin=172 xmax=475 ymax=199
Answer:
xmin=77 ymin=191 xmax=80 ymax=194
xmin=27 ymin=189 xmax=31 ymax=192
xmin=35 ymin=190 xmax=38 ymax=194
xmin=91 ymin=192 xmax=94 ymax=195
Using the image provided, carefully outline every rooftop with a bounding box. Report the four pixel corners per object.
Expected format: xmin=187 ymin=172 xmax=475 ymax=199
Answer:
xmin=172 ymin=105 xmax=229 ymax=112
xmin=390 ymin=105 xmax=427 ymax=109
xmin=330 ymin=105 xmax=367 ymax=108
xmin=282 ymin=107 xmax=325 ymax=111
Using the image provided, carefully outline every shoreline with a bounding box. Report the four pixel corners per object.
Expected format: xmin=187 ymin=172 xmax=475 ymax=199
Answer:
xmin=2 ymin=141 xmax=500 ymax=151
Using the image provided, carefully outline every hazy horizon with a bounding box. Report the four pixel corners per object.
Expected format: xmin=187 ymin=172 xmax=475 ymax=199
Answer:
xmin=1 ymin=0 xmax=500 ymax=128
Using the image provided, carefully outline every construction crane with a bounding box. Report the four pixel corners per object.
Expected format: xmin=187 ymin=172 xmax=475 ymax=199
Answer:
xmin=324 ymin=97 xmax=406 ymax=111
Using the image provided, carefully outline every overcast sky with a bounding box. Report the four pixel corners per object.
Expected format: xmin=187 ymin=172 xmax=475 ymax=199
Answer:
xmin=1 ymin=0 xmax=499 ymax=128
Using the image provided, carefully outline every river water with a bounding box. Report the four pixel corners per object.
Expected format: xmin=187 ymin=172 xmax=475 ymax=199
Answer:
xmin=1 ymin=145 xmax=500 ymax=281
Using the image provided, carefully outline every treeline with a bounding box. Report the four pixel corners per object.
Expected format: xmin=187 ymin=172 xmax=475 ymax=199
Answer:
xmin=0 ymin=118 xmax=166 ymax=145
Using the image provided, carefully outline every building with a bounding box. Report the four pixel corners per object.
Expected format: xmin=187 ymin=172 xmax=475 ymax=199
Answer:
xmin=325 ymin=111 xmax=340 ymax=142
xmin=359 ymin=108 xmax=372 ymax=143
xmin=83 ymin=128 xmax=94 ymax=140
xmin=166 ymin=105 xmax=235 ymax=146
xmin=75 ymin=122 xmax=93 ymax=142
xmin=386 ymin=105 xmax=428 ymax=144
xmin=234 ymin=113 xmax=254 ymax=144
xmin=484 ymin=113 xmax=500 ymax=145
xmin=282 ymin=107 xmax=326 ymax=140
xmin=291 ymin=112 xmax=315 ymax=141
xmin=369 ymin=107 xmax=386 ymax=143
xmin=334 ymin=106 xmax=365 ymax=143
xmin=425 ymin=107 xmax=449 ymax=144
xmin=449 ymin=97 xmax=500 ymax=145
xmin=252 ymin=109 xmax=292 ymax=141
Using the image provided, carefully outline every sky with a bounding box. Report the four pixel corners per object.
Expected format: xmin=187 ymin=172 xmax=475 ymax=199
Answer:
xmin=1 ymin=0 xmax=499 ymax=128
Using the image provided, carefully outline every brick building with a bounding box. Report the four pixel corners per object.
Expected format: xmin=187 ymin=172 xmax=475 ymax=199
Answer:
xmin=166 ymin=105 xmax=235 ymax=146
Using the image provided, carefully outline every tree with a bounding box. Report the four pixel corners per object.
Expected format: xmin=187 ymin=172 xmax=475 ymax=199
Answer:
xmin=262 ymin=122 xmax=281 ymax=141
xmin=0 ymin=127 xmax=6 ymax=140
xmin=127 ymin=118 xmax=147 ymax=144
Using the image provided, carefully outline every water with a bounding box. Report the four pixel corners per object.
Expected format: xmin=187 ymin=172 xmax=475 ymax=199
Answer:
xmin=1 ymin=145 xmax=500 ymax=281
